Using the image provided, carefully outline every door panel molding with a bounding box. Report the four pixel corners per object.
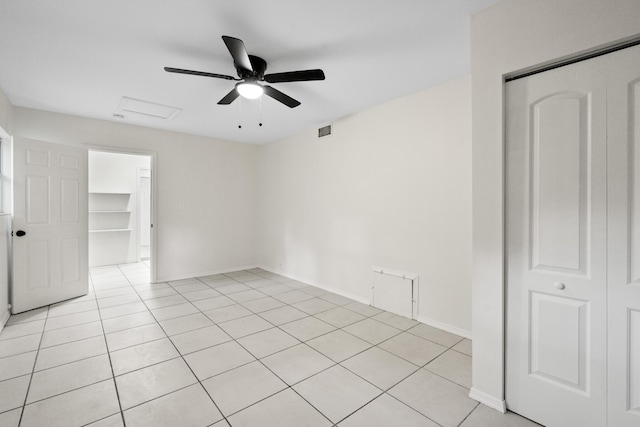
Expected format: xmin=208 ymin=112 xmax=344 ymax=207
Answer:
xmin=529 ymin=292 xmax=589 ymax=394
xmin=529 ymin=92 xmax=590 ymax=276
xmin=629 ymin=309 xmax=640 ymax=414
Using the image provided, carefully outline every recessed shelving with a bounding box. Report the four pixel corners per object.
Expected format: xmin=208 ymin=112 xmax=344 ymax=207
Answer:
xmin=88 ymin=192 xmax=131 ymax=212
xmin=88 ymin=193 xmax=131 ymax=232
xmin=89 ymin=192 xmax=133 ymax=266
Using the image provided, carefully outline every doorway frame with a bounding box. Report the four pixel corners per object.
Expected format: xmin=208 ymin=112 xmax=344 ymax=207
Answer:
xmin=136 ymin=166 xmax=151 ymax=262
xmin=85 ymin=145 xmax=157 ymax=283
xmin=0 ymin=127 xmax=11 ymax=330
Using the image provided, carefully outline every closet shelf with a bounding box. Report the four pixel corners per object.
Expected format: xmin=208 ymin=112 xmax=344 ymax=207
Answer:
xmin=89 ymin=192 xmax=131 ymax=195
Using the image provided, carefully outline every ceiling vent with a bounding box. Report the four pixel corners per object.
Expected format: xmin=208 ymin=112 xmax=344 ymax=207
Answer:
xmin=118 ymin=97 xmax=182 ymax=120
xmin=318 ymin=123 xmax=332 ymax=139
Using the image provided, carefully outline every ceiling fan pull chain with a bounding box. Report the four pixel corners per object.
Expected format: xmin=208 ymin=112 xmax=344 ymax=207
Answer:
xmin=238 ymin=97 xmax=243 ymax=129
xmin=259 ymin=96 xmax=263 ymax=127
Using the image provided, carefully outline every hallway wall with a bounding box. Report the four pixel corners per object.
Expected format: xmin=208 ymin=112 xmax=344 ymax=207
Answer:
xmin=13 ymin=107 xmax=260 ymax=281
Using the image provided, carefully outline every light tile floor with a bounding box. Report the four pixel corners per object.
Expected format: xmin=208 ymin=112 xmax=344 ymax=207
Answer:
xmin=0 ymin=263 xmax=541 ymax=427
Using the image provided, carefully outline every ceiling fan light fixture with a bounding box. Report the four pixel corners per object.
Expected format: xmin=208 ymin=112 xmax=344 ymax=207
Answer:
xmin=236 ymin=82 xmax=264 ymax=99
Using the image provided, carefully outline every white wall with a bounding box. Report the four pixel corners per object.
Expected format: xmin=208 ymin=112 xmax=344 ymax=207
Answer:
xmin=259 ymin=76 xmax=472 ymax=335
xmin=0 ymin=86 xmax=12 ymax=134
xmin=0 ymin=88 xmax=11 ymax=330
xmin=0 ymin=86 xmax=13 ymax=213
xmin=13 ymin=107 xmax=260 ymax=281
xmin=88 ymin=151 xmax=150 ymax=266
xmin=470 ymin=0 xmax=640 ymax=411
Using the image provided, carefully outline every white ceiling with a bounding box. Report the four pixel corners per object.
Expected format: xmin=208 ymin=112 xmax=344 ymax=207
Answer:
xmin=0 ymin=0 xmax=497 ymax=144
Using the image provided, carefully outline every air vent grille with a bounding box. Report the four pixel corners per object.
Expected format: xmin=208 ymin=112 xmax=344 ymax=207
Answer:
xmin=318 ymin=124 xmax=332 ymax=138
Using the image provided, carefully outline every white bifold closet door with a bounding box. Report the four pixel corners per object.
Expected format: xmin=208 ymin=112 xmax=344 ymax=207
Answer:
xmin=606 ymin=45 xmax=640 ymax=427
xmin=506 ymin=43 xmax=640 ymax=427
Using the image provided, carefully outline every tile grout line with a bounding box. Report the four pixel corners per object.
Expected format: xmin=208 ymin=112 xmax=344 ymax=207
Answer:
xmin=158 ymin=270 xmax=340 ymax=423
xmin=103 ymin=264 xmax=134 ymax=427
xmin=166 ymin=272 xmax=330 ymax=423
xmin=220 ymin=326 xmax=337 ymax=425
xmin=0 ymin=332 xmax=42 ymax=361
xmin=30 ymin=322 xmax=104 ymax=351
xmin=380 ymin=391 xmax=446 ymax=427
xmin=456 ymin=401 xmax=482 ymax=427
xmin=91 ymin=267 xmax=127 ymax=427
xmin=195 ymin=276 xmax=402 ymax=423
xmin=6 ymin=264 xmax=473 ymax=426
xmin=220 ymin=310 xmax=414 ymax=425
xmin=111 ymin=263 xmax=174 ymax=420
xmin=226 ymin=276 xmax=471 ymax=425
xmin=185 ymin=268 xmax=416 ymax=424
xmin=121 ymin=264 xmax=231 ymax=426
xmin=15 ymin=305 xmax=49 ymax=427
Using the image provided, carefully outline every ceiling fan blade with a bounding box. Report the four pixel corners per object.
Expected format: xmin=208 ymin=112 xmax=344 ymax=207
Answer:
xmin=217 ymin=88 xmax=240 ymax=105
xmin=222 ymin=36 xmax=253 ymax=72
xmin=263 ymin=85 xmax=301 ymax=108
xmin=264 ymin=69 xmax=325 ymax=83
xmin=164 ymin=67 xmax=237 ymax=81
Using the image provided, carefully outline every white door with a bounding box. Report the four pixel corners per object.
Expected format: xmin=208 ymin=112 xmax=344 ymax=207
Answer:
xmin=505 ymin=56 xmax=608 ymax=426
xmin=506 ymin=43 xmax=640 ymax=427
xmin=12 ymin=138 xmax=88 ymax=313
xmin=606 ymin=45 xmax=640 ymax=427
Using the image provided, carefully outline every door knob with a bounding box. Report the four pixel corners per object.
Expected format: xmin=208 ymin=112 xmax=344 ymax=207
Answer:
xmin=15 ymin=230 xmax=26 ymax=237
xmin=554 ymin=282 xmax=566 ymax=290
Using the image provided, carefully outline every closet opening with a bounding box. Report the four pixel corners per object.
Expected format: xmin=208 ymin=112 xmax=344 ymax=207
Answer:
xmin=88 ymin=149 xmax=155 ymax=281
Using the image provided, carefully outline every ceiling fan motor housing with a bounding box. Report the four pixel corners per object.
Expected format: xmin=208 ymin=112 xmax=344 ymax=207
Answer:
xmin=242 ymin=55 xmax=267 ymax=80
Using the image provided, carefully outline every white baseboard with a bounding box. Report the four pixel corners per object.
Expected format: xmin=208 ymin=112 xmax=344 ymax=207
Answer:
xmin=155 ymin=264 xmax=259 ymax=283
xmin=416 ymin=314 xmax=472 ymax=339
xmin=260 ymin=266 xmax=474 ymax=342
xmin=0 ymin=308 xmax=10 ymax=334
xmin=259 ymin=266 xmax=369 ymax=305
xmin=469 ymin=388 xmax=506 ymax=413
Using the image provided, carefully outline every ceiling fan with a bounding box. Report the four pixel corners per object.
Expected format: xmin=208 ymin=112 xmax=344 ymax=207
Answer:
xmin=164 ymin=36 xmax=325 ymax=108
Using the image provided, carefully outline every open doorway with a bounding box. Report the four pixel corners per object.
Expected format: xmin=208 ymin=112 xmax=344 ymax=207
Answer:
xmin=88 ymin=150 xmax=154 ymax=276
